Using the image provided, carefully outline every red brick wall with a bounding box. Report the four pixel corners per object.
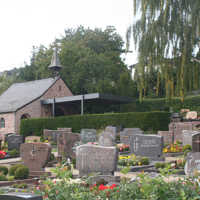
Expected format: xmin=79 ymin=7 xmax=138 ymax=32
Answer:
xmin=15 ymin=78 xmax=73 ymax=134
xmin=0 ymin=113 xmax=15 ymax=136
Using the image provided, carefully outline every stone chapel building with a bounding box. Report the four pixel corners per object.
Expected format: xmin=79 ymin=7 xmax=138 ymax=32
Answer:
xmin=0 ymin=77 xmax=73 ymax=135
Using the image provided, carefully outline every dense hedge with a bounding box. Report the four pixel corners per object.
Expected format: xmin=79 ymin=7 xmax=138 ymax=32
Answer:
xmin=121 ymin=95 xmax=200 ymax=112
xmin=20 ymin=112 xmax=170 ymax=137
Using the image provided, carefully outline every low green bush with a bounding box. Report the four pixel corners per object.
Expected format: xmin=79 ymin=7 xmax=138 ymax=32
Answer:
xmin=8 ymin=149 xmax=19 ymax=158
xmin=14 ymin=166 xmax=29 ymax=179
xmin=20 ymin=112 xmax=170 ymax=136
xmin=0 ymin=174 xmax=7 ymax=181
xmin=0 ymin=166 xmax=8 ymax=175
xmin=155 ymin=162 xmax=166 ymax=169
xmin=9 ymin=164 xmax=25 ymax=176
xmin=12 ymin=183 xmax=28 ymax=189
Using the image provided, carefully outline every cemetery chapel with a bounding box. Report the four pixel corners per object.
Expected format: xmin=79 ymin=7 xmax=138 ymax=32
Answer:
xmin=0 ymin=50 xmax=74 ymax=135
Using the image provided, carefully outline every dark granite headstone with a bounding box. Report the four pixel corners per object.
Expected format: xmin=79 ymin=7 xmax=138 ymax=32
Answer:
xmin=76 ymin=144 xmax=118 ymax=176
xmin=192 ymin=132 xmax=200 ymax=152
xmin=184 ymin=152 xmax=200 ymax=176
xmin=20 ymin=143 xmax=51 ymax=171
xmin=130 ymin=134 xmax=164 ymax=161
xmin=98 ymin=131 xmax=115 ymax=147
xmin=0 ymin=193 xmax=42 ymax=200
xmin=120 ymin=128 xmax=143 ymax=145
xmin=80 ymin=129 xmax=97 ymax=144
xmin=7 ymin=134 xmax=23 ymax=151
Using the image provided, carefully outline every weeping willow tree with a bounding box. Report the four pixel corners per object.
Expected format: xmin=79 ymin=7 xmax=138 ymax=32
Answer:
xmin=127 ymin=0 xmax=200 ymax=102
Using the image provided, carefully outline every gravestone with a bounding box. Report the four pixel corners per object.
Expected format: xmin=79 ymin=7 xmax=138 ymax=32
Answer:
xmin=184 ymin=152 xmax=200 ymax=176
xmin=80 ymin=129 xmax=97 ymax=144
xmin=57 ymin=131 xmax=80 ymax=159
xmin=25 ymin=136 xmax=41 ymax=143
xmin=43 ymin=129 xmax=60 ymax=144
xmin=57 ymin=128 xmax=72 ymax=132
xmin=158 ymin=131 xmax=172 ymax=144
xmin=120 ymin=128 xmax=143 ymax=145
xmin=105 ymin=126 xmax=117 ymax=140
xmin=182 ymin=130 xmax=199 ymax=146
xmin=7 ymin=134 xmax=23 ymax=151
xmin=20 ymin=143 xmax=51 ymax=171
xmin=98 ymin=131 xmax=115 ymax=147
xmin=192 ymin=132 xmax=200 ymax=152
xmin=130 ymin=134 xmax=164 ymax=161
xmin=0 ymin=193 xmax=42 ymax=200
xmin=76 ymin=144 xmax=118 ymax=176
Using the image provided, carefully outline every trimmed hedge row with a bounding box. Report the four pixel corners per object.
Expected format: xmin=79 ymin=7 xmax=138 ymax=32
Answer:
xmin=121 ymin=95 xmax=200 ymax=112
xmin=20 ymin=112 xmax=170 ymax=136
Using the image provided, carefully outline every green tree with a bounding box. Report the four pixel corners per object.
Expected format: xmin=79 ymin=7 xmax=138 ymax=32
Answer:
xmin=127 ymin=0 xmax=200 ymax=102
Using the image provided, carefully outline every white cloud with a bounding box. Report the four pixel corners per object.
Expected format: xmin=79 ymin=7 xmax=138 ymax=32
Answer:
xmin=0 ymin=0 xmax=137 ymax=71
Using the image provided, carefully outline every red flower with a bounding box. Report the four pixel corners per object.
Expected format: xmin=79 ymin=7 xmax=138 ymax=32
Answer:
xmin=0 ymin=151 xmax=6 ymax=159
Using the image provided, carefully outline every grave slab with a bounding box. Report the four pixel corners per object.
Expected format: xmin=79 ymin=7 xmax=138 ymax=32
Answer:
xmin=76 ymin=144 xmax=118 ymax=176
xmin=80 ymin=129 xmax=97 ymax=144
xmin=0 ymin=193 xmax=42 ymax=200
xmin=20 ymin=143 xmax=51 ymax=171
xmin=120 ymin=128 xmax=143 ymax=145
xmin=130 ymin=134 xmax=164 ymax=161
xmin=7 ymin=134 xmax=23 ymax=151
xmin=98 ymin=131 xmax=116 ymax=147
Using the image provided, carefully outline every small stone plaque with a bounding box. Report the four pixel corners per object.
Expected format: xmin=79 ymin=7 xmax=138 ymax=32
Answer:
xmin=98 ymin=131 xmax=115 ymax=147
xmin=80 ymin=129 xmax=97 ymax=144
xmin=185 ymin=152 xmax=200 ymax=176
xmin=7 ymin=134 xmax=23 ymax=151
xmin=0 ymin=192 xmax=42 ymax=200
xmin=76 ymin=144 xmax=118 ymax=176
xmin=20 ymin=143 xmax=51 ymax=171
xmin=130 ymin=134 xmax=164 ymax=161
xmin=120 ymin=128 xmax=143 ymax=145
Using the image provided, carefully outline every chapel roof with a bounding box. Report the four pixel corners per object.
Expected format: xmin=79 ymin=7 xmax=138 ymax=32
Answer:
xmin=0 ymin=77 xmax=58 ymax=113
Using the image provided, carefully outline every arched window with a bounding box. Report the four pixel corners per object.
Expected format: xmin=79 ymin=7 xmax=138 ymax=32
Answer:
xmin=0 ymin=118 xmax=5 ymax=128
xmin=21 ymin=113 xmax=31 ymax=120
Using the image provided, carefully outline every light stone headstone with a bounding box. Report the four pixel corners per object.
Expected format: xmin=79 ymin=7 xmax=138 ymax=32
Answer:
xmin=130 ymin=134 xmax=164 ymax=161
xmin=98 ymin=131 xmax=115 ymax=147
xmin=184 ymin=152 xmax=200 ymax=176
xmin=80 ymin=129 xmax=97 ymax=144
xmin=0 ymin=193 xmax=42 ymax=200
xmin=105 ymin=126 xmax=117 ymax=140
xmin=192 ymin=132 xmax=200 ymax=152
xmin=20 ymin=143 xmax=51 ymax=171
xmin=7 ymin=134 xmax=23 ymax=151
xmin=76 ymin=144 xmax=118 ymax=176
xmin=182 ymin=130 xmax=199 ymax=146
xmin=120 ymin=128 xmax=143 ymax=145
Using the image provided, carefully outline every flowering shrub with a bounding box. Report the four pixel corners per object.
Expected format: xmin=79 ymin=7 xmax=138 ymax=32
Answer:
xmin=163 ymin=143 xmax=183 ymax=153
xmin=117 ymin=144 xmax=130 ymax=152
xmin=0 ymin=151 xmax=6 ymax=159
xmin=118 ymin=154 xmax=149 ymax=166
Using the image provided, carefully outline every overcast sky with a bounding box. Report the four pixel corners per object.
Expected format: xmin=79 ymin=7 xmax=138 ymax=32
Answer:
xmin=0 ymin=0 xmax=137 ymax=72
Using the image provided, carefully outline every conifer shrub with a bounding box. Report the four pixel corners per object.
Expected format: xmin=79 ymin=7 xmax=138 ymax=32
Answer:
xmin=0 ymin=166 xmax=8 ymax=175
xmin=14 ymin=166 xmax=29 ymax=179
xmin=9 ymin=164 xmax=25 ymax=176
